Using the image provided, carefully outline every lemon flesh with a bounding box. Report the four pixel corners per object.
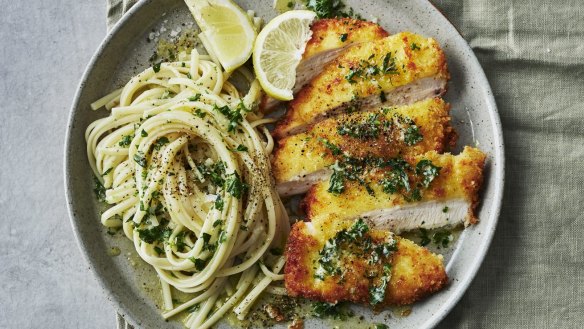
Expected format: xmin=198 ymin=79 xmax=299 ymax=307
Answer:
xmin=185 ymin=0 xmax=256 ymax=72
xmin=253 ymin=10 xmax=316 ymax=101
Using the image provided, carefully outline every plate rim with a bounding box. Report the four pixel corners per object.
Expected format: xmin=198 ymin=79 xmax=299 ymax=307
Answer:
xmin=64 ymin=0 xmax=505 ymax=328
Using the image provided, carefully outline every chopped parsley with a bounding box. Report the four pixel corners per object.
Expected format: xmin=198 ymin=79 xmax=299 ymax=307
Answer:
xmin=318 ymin=138 xmax=342 ymax=155
xmin=141 ymin=129 xmax=148 ymax=137
xmin=214 ymin=195 xmax=224 ymax=211
xmin=419 ymin=228 xmax=453 ymax=248
xmin=153 ymin=62 xmax=162 ymax=73
xmin=312 ymin=302 xmax=353 ymax=320
xmin=327 ymin=164 xmax=346 ymax=195
xmin=404 ymin=124 xmax=423 ymax=145
xmin=119 ymin=134 xmax=133 ymax=147
xmin=188 ymin=94 xmax=201 ymax=101
xmin=369 ymin=264 xmax=391 ymax=305
xmin=214 ymin=104 xmax=243 ymax=132
xmin=344 ymin=52 xmax=399 ymax=84
xmin=153 ymin=137 xmax=169 ymax=150
xmin=93 ymin=177 xmax=106 ymax=202
xmin=154 ymin=246 xmax=164 ymax=255
xmin=201 ymin=232 xmax=216 ymax=252
xmin=234 ymin=144 xmax=248 ymax=152
xmin=443 ymin=206 xmax=449 ymax=213
xmin=419 ymin=228 xmax=431 ymax=246
xmin=433 ymin=229 xmax=453 ymax=248
xmin=174 ymin=232 xmax=187 ymax=252
xmin=339 ymin=33 xmax=348 ymax=42
xmin=410 ymin=42 xmax=421 ymax=50
xmin=305 ymin=0 xmax=361 ymax=19
xmin=133 ymin=151 xmax=147 ymax=168
xmin=136 ymin=225 xmax=171 ymax=244
xmin=337 ymin=113 xmax=386 ymax=140
xmin=379 ymin=158 xmax=412 ymax=194
xmin=315 ymin=219 xmax=397 ymax=283
xmin=416 ymin=159 xmax=441 ymax=188
xmin=189 ymin=257 xmax=207 ymax=271
xmin=194 ymin=108 xmax=206 ymax=118
xmin=225 ymin=172 xmax=249 ymax=198
xmin=196 ymin=161 xmax=226 ymax=187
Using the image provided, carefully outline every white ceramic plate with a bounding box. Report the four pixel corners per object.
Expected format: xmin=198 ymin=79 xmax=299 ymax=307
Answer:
xmin=65 ymin=0 xmax=505 ymax=328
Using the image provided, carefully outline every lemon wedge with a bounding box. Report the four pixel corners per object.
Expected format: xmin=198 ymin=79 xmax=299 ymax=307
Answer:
xmin=253 ymin=10 xmax=316 ymax=100
xmin=184 ymin=0 xmax=257 ymax=72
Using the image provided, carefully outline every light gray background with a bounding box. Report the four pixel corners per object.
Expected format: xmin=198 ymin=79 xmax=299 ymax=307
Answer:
xmin=0 ymin=1 xmax=115 ymax=328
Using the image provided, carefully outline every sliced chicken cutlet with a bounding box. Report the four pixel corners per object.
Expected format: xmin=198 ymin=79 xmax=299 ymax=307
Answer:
xmin=260 ymin=18 xmax=388 ymax=112
xmin=285 ymin=219 xmax=448 ymax=306
xmin=273 ymin=98 xmax=456 ymax=196
xmin=273 ymin=32 xmax=449 ymax=138
xmin=303 ymin=147 xmax=486 ymax=233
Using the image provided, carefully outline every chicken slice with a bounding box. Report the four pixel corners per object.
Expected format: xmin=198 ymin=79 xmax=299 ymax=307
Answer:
xmin=273 ymin=32 xmax=449 ymax=138
xmin=260 ymin=18 xmax=389 ymax=112
xmin=285 ymin=220 xmax=448 ymax=306
xmin=273 ymin=98 xmax=456 ymax=196
xmin=303 ymin=147 xmax=486 ymax=233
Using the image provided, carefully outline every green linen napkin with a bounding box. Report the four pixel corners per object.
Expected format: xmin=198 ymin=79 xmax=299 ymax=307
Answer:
xmin=108 ymin=0 xmax=584 ymax=328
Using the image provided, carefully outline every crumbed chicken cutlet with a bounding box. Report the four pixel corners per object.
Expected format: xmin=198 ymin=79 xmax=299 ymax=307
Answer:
xmin=303 ymin=147 xmax=486 ymax=233
xmin=285 ymin=219 xmax=448 ymax=306
xmin=273 ymin=32 xmax=449 ymax=138
xmin=260 ymin=18 xmax=388 ymax=112
xmin=273 ymin=98 xmax=456 ymax=196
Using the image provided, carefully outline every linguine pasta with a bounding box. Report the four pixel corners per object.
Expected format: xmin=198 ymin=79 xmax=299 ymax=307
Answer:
xmin=86 ymin=48 xmax=288 ymax=328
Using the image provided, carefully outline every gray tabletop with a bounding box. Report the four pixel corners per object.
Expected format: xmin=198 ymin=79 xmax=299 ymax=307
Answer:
xmin=2 ymin=0 xmax=584 ymax=328
xmin=0 ymin=1 xmax=114 ymax=328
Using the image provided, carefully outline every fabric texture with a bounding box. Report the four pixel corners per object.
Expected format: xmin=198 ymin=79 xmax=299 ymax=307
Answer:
xmin=108 ymin=0 xmax=584 ymax=328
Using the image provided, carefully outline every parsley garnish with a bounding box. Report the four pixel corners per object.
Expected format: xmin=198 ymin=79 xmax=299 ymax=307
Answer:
xmin=201 ymin=233 xmax=215 ymax=252
xmin=419 ymin=228 xmax=431 ymax=246
xmin=196 ymin=161 xmax=226 ymax=187
xmin=136 ymin=225 xmax=171 ymax=244
xmin=188 ymin=94 xmax=201 ymax=102
xmin=189 ymin=258 xmax=207 ymax=271
xmin=234 ymin=144 xmax=248 ymax=152
xmin=337 ymin=113 xmax=384 ymax=140
xmin=93 ymin=177 xmax=106 ymax=202
xmin=214 ymin=195 xmax=224 ymax=211
xmin=415 ymin=160 xmax=441 ymax=188
xmin=141 ymin=129 xmax=148 ymax=137
xmin=410 ymin=42 xmax=420 ymax=50
xmin=369 ymin=264 xmax=391 ymax=305
xmin=318 ymin=138 xmax=342 ymax=155
xmin=194 ymin=108 xmax=206 ymax=118
xmin=306 ymin=0 xmax=360 ymax=19
xmin=339 ymin=33 xmax=348 ymax=42
xmin=225 ymin=172 xmax=248 ymax=198
xmin=404 ymin=125 xmax=423 ymax=145
xmin=153 ymin=137 xmax=169 ymax=150
xmin=133 ymin=151 xmax=147 ymax=168
xmin=327 ymin=167 xmax=345 ymax=195
xmin=153 ymin=62 xmax=162 ymax=73
xmin=154 ymin=246 xmax=164 ymax=255
xmin=433 ymin=229 xmax=453 ymax=248
xmin=119 ymin=134 xmax=133 ymax=147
